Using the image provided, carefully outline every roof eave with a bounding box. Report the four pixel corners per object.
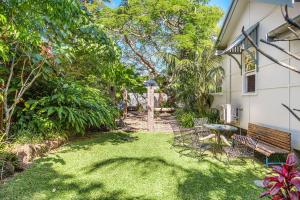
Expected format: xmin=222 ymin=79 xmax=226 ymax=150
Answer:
xmin=215 ymin=0 xmax=238 ymax=49
xmin=267 ymin=14 xmax=300 ymax=41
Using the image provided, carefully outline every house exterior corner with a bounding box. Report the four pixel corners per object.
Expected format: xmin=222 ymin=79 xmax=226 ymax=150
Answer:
xmin=213 ymin=0 xmax=300 ymax=150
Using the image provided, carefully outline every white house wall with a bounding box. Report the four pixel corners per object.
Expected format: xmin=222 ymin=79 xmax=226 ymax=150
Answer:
xmin=213 ymin=0 xmax=300 ymax=150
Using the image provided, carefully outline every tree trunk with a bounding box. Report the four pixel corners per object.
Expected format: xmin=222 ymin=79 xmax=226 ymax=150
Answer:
xmin=109 ymin=86 xmax=116 ymax=104
xmin=3 ymin=104 xmax=15 ymax=139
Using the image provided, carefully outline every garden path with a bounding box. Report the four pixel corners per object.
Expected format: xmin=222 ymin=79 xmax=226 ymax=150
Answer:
xmin=123 ymin=112 xmax=176 ymax=133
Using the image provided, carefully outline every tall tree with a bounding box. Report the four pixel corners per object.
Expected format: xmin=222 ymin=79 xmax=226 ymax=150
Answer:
xmin=98 ymin=0 xmax=223 ymax=76
xmin=0 ymin=0 xmax=85 ymax=138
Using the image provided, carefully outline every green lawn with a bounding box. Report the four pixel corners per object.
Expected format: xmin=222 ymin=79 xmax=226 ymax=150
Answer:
xmin=0 ymin=132 xmax=267 ymax=200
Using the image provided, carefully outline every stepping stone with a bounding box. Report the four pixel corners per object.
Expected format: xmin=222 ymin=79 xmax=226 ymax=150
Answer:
xmin=254 ymin=180 xmax=264 ymax=188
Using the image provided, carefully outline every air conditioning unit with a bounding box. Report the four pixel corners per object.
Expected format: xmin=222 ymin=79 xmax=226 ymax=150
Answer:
xmin=220 ymin=104 xmax=242 ymax=124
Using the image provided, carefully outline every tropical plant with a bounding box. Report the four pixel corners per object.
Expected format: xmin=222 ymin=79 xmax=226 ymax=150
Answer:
xmin=0 ymin=0 xmax=125 ymax=140
xmin=175 ymin=109 xmax=195 ymax=128
xmin=0 ymin=0 xmax=84 ymax=138
xmin=166 ymin=48 xmax=224 ymax=114
xmin=14 ymin=78 xmax=117 ymax=136
xmin=260 ymin=153 xmax=300 ymax=200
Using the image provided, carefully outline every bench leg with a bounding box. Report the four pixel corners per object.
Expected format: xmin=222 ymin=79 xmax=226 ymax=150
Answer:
xmin=265 ymin=155 xmax=285 ymax=167
xmin=265 ymin=156 xmax=269 ymax=167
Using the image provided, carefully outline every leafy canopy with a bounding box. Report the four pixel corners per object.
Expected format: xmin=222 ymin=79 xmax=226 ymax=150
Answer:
xmin=98 ymin=0 xmax=223 ymax=74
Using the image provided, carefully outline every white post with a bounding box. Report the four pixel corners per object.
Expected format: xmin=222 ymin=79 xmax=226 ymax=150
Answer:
xmin=147 ymin=85 xmax=154 ymax=132
xmin=123 ymin=89 xmax=128 ymax=118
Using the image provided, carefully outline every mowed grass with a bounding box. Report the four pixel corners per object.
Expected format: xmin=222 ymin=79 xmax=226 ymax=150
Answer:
xmin=0 ymin=132 xmax=267 ymax=200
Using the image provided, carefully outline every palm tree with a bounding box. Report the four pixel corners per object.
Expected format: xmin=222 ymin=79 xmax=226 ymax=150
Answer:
xmin=165 ymin=48 xmax=224 ymax=114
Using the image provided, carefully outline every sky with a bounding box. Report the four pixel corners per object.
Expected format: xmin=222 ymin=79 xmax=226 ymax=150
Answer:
xmin=105 ymin=0 xmax=232 ymax=16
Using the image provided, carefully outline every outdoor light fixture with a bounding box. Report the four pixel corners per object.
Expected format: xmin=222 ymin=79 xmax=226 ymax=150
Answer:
xmin=144 ymin=79 xmax=157 ymax=87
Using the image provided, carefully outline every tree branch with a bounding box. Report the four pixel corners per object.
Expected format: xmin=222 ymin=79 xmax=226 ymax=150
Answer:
xmin=3 ymin=44 xmax=19 ymax=118
xmin=241 ymin=26 xmax=300 ymax=74
xmin=260 ymin=39 xmax=300 ymax=61
xmin=282 ymin=104 xmax=300 ymax=121
xmin=282 ymin=5 xmax=300 ymax=30
xmin=4 ymin=45 xmax=18 ymax=98
xmin=124 ymin=35 xmax=158 ymax=75
xmin=18 ymin=60 xmax=45 ymax=99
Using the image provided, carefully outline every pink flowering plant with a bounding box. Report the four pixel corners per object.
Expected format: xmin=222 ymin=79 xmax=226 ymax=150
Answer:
xmin=260 ymin=153 xmax=300 ymax=200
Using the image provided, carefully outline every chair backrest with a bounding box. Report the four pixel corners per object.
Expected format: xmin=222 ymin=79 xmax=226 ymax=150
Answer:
xmin=193 ymin=118 xmax=208 ymax=127
xmin=247 ymin=123 xmax=291 ymax=152
xmin=232 ymin=134 xmax=258 ymax=149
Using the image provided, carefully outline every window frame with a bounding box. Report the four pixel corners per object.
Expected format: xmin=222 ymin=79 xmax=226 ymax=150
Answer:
xmin=209 ymin=75 xmax=223 ymax=95
xmin=242 ymin=47 xmax=257 ymax=95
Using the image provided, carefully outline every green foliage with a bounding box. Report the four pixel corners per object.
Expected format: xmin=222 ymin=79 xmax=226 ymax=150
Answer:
xmin=99 ymin=0 xmax=223 ymax=115
xmin=0 ymin=0 xmax=133 ymax=140
xmin=175 ymin=107 xmax=220 ymax=128
xmin=166 ymin=48 xmax=224 ymax=113
xmin=0 ymin=0 xmax=89 ymax=138
xmin=175 ymin=109 xmax=195 ymax=128
xmin=205 ymin=108 xmax=220 ymax=123
xmin=14 ymin=78 xmax=118 ymax=136
xmin=0 ymin=148 xmax=19 ymax=179
xmin=99 ymin=0 xmax=223 ymax=74
xmin=113 ymin=65 xmax=147 ymax=96
xmin=13 ymin=129 xmax=68 ymax=145
xmin=1 ymin=0 xmax=223 ymax=144
xmin=0 ymin=150 xmax=19 ymax=169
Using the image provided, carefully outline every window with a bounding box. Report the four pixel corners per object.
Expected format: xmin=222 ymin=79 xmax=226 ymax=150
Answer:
xmin=242 ymin=47 xmax=257 ymax=93
xmin=210 ymin=77 xmax=223 ymax=94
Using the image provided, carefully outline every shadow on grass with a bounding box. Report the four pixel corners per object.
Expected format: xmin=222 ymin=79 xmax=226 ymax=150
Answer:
xmin=0 ymin=155 xmax=153 ymax=199
xmin=39 ymin=154 xmax=66 ymax=165
xmin=60 ymin=131 xmax=139 ymax=153
xmin=0 ymin=132 xmax=265 ymax=200
xmin=86 ymin=156 xmax=264 ymax=200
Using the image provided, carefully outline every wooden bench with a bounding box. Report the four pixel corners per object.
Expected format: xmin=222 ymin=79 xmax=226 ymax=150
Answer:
xmin=232 ymin=123 xmax=291 ymax=166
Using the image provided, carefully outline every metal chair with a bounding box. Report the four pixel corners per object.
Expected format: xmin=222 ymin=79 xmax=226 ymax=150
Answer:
xmin=171 ymin=125 xmax=207 ymax=158
xmin=181 ymin=126 xmax=214 ymax=158
xmin=171 ymin=123 xmax=195 ymax=147
xmin=193 ymin=117 xmax=208 ymax=127
xmin=170 ymin=123 xmax=184 ymax=147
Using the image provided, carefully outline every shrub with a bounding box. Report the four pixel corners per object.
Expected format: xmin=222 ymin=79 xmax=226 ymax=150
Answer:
xmin=205 ymin=108 xmax=220 ymax=123
xmin=175 ymin=108 xmax=220 ymax=128
xmin=14 ymin=78 xmax=118 ymax=137
xmin=260 ymin=153 xmax=300 ymax=200
xmin=0 ymin=149 xmax=19 ymax=180
xmin=175 ymin=110 xmax=195 ymax=128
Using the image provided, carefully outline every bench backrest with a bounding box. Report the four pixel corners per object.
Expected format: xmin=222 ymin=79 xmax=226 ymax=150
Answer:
xmin=247 ymin=123 xmax=291 ymax=152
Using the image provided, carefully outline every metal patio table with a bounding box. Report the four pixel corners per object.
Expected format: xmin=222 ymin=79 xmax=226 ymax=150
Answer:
xmin=203 ymin=124 xmax=238 ymax=153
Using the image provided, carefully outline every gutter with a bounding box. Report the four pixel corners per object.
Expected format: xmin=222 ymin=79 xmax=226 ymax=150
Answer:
xmin=215 ymin=0 xmax=238 ymax=48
